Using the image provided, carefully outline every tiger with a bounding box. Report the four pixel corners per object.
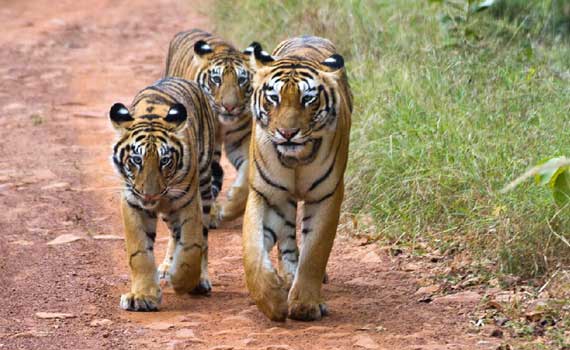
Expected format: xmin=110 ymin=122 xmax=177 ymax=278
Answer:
xmin=164 ymin=28 xmax=261 ymax=228
xmin=109 ymin=77 xmax=217 ymax=311
xmin=242 ymin=36 xmax=353 ymax=322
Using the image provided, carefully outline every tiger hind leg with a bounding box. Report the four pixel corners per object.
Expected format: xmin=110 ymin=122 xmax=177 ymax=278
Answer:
xmin=210 ymin=160 xmax=248 ymax=227
xmin=191 ymin=172 xmax=214 ymax=295
xmin=157 ymin=236 xmax=175 ymax=286
xmin=211 ymin=160 xmax=224 ymax=200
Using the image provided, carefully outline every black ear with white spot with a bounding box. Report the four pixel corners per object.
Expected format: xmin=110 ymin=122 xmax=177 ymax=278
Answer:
xmin=321 ymin=54 xmax=344 ymax=71
xmin=165 ymin=103 xmax=187 ymax=127
xmin=194 ymin=40 xmax=213 ymax=56
xmin=243 ymin=41 xmax=262 ymax=55
xmin=253 ymin=43 xmax=275 ymax=64
xmin=109 ymin=103 xmax=133 ymax=125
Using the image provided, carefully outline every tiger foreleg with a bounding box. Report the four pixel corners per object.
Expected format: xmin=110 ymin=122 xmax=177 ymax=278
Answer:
xmin=119 ymin=199 xmax=161 ymax=312
xmin=288 ymin=184 xmax=344 ymax=321
xmin=242 ymin=190 xmax=288 ymax=322
xmin=166 ymin=201 xmax=203 ymax=295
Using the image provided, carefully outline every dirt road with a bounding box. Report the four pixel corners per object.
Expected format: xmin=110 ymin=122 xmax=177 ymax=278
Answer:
xmin=0 ymin=1 xmax=502 ymax=349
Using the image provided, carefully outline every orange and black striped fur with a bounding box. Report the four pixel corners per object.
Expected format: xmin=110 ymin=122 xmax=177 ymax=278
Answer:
xmin=165 ymin=29 xmax=260 ymax=226
xmin=243 ymin=36 xmax=353 ymax=321
xmin=110 ymin=78 xmax=217 ymax=311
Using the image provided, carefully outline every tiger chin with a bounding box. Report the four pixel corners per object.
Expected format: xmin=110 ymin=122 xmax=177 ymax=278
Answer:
xmin=164 ymin=28 xmax=263 ymax=227
xmin=243 ymin=36 xmax=353 ymax=321
xmin=110 ymin=77 xmax=217 ymax=311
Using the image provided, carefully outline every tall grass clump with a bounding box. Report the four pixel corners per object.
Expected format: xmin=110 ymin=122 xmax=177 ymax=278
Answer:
xmin=211 ymin=0 xmax=570 ymax=279
xmin=490 ymin=0 xmax=570 ymax=40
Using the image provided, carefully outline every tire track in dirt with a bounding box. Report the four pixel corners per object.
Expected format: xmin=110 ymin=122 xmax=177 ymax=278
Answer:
xmin=1 ymin=0 xmax=502 ymax=349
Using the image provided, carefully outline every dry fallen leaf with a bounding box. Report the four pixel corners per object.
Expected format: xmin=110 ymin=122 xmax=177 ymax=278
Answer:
xmin=36 ymin=312 xmax=76 ymax=319
xmin=47 ymin=234 xmax=83 ymax=245
xmin=41 ymin=182 xmax=70 ymax=191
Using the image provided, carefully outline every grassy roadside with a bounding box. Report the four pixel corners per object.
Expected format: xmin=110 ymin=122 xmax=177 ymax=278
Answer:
xmin=210 ymin=3 xmax=570 ymax=345
xmin=211 ymin=0 xmax=570 ymax=279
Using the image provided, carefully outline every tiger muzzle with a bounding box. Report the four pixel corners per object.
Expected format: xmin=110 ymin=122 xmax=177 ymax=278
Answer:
xmin=142 ymin=193 xmax=163 ymax=203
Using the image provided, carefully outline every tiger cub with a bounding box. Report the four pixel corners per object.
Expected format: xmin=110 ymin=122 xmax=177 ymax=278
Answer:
xmin=164 ymin=28 xmax=260 ymax=227
xmin=242 ymin=36 xmax=353 ymax=321
xmin=110 ymin=77 xmax=217 ymax=311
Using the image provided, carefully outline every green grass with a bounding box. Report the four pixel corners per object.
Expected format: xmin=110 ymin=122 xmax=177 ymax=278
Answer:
xmin=210 ymin=0 xmax=570 ymax=279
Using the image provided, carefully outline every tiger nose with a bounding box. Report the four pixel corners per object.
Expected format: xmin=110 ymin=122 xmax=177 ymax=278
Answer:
xmin=143 ymin=193 xmax=162 ymax=202
xmin=277 ymin=128 xmax=300 ymax=140
xmin=223 ymin=103 xmax=236 ymax=113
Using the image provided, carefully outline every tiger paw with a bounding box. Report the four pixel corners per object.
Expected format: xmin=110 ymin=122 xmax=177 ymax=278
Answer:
xmin=190 ymin=278 xmax=212 ymax=296
xmin=288 ymin=302 xmax=329 ymax=321
xmin=157 ymin=262 xmax=172 ymax=287
xmin=209 ymin=204 xmax=222 ymax=229
xmin=120 ymin=291 xmax=162 ymax=312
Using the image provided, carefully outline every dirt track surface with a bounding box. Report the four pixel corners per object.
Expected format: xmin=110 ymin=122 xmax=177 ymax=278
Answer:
xmin=0 ymin=1 xmax=503 ymax=349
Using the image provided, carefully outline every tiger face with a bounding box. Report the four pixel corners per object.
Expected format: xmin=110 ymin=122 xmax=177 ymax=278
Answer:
xmin=193 ymin=41 xmax=259 ymax=125
xmin=110 ymin=102 xmax=190 ymax=210
xmin=250 ymin=48 xmax=345 ymax=161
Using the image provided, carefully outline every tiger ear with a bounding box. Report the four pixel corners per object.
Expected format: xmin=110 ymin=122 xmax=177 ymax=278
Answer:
xmin=242 ymin=41 xmax=262 ymax=57
xmin=109 ymin=102 xmax=133 ymax=131
xmin=165 ymin=103 xmax=188 ymax=131
xmin=319 ymin=54 xmax=345 ymax=73
xmin=249 ymin=43 xmax=275 ymax=71
xmin=194 ymin=40 xmax=213 ymax=57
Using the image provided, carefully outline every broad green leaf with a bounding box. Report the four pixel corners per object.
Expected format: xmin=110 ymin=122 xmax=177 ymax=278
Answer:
xmin=551 ymin=167 xmax=570 ymax=207
xmin=502 ymin=157 xmax=570 ymax=194
xmin=469 ymin=0 xmax=495 ymax=13
xmin=534 ymin=157 xmax=567 ymax=186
